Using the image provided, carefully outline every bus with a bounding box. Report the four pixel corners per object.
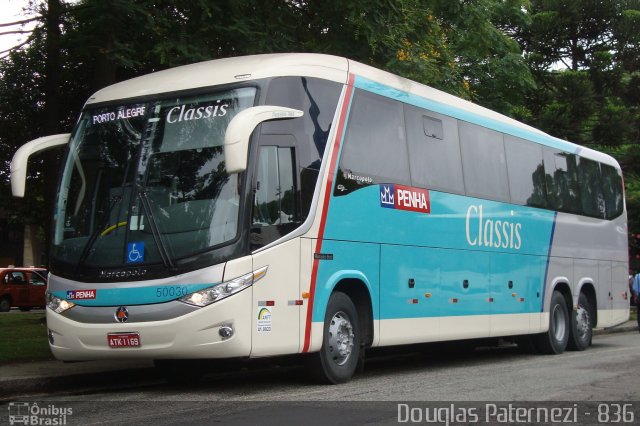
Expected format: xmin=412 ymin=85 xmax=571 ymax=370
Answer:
xmin=10 ymin=53 xmax=629 ymax=384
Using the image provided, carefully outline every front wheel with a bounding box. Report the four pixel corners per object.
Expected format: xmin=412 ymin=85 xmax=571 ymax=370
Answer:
xmin=568 ymin=292 xmax=593 ymax=351
xmin=308 ymin=292 xmax=360 ymax=384
xmin=534 ymin=290 xmax=570 ymax=354
xmin=0 ymin=297 xmax=11 ymax=312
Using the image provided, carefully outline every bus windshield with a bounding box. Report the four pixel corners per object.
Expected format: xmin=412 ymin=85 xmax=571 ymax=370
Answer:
xmin=52 ymin=87 xmax=256 ymax=270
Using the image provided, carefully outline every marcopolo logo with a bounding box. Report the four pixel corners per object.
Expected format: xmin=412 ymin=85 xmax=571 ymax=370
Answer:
xmin=380 ymin=184 xmax=430 ymax=214
xmin=8 ymin=402 xmax=72 ymax=425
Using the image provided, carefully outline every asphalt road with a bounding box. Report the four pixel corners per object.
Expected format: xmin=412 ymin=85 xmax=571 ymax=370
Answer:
xmin=7 ymin=332 xmax=639 ymax=425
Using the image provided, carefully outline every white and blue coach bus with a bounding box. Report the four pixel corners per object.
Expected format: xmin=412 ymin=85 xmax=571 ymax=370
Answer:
xmin=11 ymin=54 xmax=629 ymax=384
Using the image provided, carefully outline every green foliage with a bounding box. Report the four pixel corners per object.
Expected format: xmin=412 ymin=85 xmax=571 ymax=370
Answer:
xmin=591 ymin=144 xmax=640 ymax=266
xmin=518 ymin=0 xmax=640 ymax=146
xmin=0 ymin=0 xmax=639 ymax=266
xmin=0 ymin=313 xmax=51 ymax=362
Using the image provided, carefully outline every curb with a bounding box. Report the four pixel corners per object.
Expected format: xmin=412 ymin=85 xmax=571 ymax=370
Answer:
xmin=0 ymin=366 xmax=158 ymax=401
xmin=593 ymin=324 xmax=638 ymax=335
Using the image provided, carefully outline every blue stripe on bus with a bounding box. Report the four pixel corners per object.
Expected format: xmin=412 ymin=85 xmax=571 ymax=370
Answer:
xmin=51 ymin=283 xmax=215 ymax=306
xmin=354 ymin=76 xmax=581 ymax=155
xmin=314 ymin=188 xmax=556 ymax=321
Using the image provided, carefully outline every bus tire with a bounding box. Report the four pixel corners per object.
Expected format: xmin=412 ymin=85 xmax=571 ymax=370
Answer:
xmin=308 ymin=291 xmax=360 ymax=384
xmin=0 ymin=297 xmax=11 ymax=312
xmin=568 ymin=292 xmax=593 ymax=351
xmin=534 ymin=290 xmax=569 ymax=354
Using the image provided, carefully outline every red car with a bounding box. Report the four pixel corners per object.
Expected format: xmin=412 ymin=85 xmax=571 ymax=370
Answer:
xmin=0 ymin=267 xmax=48 ymax=312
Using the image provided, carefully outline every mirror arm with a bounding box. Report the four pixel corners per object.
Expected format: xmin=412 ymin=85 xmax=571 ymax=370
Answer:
xmin=10 ymin=134 xmax=70 ymax=197
xmin=223 ymin=106 xmax=303 ymax=173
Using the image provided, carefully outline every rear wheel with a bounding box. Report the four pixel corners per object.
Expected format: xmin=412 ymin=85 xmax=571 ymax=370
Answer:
xmin=0 ymin=297 xmax=10 ymax=312
xmin=534 ymin=290 xmax=569 ymax=354
xmin=308 ymin=292 xmax=360 ymax=384
xmin=568 ymin=292 xmax=593 ymax=351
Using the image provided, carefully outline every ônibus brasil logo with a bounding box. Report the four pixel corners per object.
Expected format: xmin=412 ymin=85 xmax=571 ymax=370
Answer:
xmin=380 ymin=184 xmax=430 ymax=214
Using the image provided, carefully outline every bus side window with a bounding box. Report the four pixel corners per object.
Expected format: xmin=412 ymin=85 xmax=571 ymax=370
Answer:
xmin=543 ymin=149 xmax=581 ymax=214
xmin=339 ymin=89 xmax=410 ymax=187
xmin=577 ymin=157 xmax=605 ymax=218
xmin=601 ymin=164 xmax=623 ymax=219
xmin=404 ymin=105 xmax=464 ymax=194
xmin=459 ymin=121 xmax=510 ymax=202
xmin=252 ymin=146 xmax=299 ymax=249
xmin=504 ymin=135 xmax=547 ymax=208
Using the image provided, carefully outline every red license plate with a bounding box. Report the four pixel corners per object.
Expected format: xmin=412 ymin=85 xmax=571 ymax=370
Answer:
xmin=108 ymin=333 xmax=141 ymax=348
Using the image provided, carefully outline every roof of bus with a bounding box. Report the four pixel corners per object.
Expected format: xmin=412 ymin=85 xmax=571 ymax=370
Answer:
xmin=86 ymin=53 xmax=618 ymax=168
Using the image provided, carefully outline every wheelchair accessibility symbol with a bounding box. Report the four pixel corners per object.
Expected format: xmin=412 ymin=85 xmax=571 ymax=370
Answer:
xmin=126 ymin=242 xmax=145 ymax=264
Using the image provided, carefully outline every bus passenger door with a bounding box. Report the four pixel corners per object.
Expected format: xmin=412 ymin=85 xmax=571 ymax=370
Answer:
xmin=250 ymin=144 xmax=302 ymax=357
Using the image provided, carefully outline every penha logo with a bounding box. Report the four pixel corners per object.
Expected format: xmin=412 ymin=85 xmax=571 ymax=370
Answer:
xmin=380 ymin=184 xmax=395 ymax=207
xmin=379 ymin=184 xmax=430 ymax=213
xmin=66 ymin=289 xmax=96 ymax=300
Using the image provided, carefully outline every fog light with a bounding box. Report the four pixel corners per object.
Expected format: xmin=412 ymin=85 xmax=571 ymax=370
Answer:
xmin=48 ymin=329 xmax=54 ymax=345
xmin=219 ymin=325 xmax=234 ymax=340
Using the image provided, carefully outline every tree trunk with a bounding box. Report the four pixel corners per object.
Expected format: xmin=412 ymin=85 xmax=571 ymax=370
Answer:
xmin=41 ymin=0 xmax=63 ymax=265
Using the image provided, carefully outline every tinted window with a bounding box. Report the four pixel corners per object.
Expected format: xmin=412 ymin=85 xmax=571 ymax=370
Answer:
xmin=601 ymin=164 xmax=624 ymax=219
xmin=252 ymin=146 xmax=299 ymax=249
xmin=577 ymin=157 xmax=605 ymax=218
xmin=504 ymin=135 xmax=547 ymax=208
xmin=543 ymin=149 xmax=581 ymax=214
xmin=262 ymin=77 xmax=341 ymax=219
xmin=459 ymin=121 xmax=510 ymax=201
xmin=337 ymin=89 xmax=410 ymax=192
xmin=404 ymin=105 xmax=464 ymax=194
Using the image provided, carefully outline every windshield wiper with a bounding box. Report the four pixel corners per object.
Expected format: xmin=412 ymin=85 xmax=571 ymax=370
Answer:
xmin=75 ymin=195 xmax=122 ymax=274
xmin=138 ymin=190 xmax=176 ymax=271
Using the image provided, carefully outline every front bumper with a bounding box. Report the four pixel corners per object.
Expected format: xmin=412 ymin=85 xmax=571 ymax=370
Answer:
xmin=46 ymin=289 xmax=252 ymax=361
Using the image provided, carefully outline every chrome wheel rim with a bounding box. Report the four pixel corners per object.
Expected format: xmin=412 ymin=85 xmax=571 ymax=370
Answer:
xmin=575 ymin=304 xmax=591 ymax=341
xmin=552 ymin=304 xmax=567 ymax=341
xmin=327 ymin=310 xmax=355 ymax=366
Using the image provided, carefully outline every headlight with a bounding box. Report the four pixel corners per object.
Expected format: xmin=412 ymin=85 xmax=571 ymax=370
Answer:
xmin=179 ymin=266 xmax=267 ymax=307
xmin=46 ymin=292 xmax=76 ymax=314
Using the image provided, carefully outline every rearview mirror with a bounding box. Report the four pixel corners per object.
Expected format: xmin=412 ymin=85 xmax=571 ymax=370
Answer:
xmin=223 ymin=106 xmax=303 ymax=173
xmin=11 ymin=133 xmax=70 ymax=197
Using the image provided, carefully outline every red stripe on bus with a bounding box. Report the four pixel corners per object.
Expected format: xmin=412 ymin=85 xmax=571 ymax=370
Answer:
xmin=302 ymin=74 xmax=355 ymax=353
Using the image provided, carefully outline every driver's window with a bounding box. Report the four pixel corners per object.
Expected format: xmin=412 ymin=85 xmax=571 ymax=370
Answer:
xmin=251 ymin=146 xmax=299 ymax=249
xmin=9 ymin=272 xmax=26 ymax=284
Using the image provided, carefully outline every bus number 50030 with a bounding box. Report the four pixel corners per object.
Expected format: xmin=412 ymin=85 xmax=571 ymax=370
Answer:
xmin=156 ymin=286 xmax=188 ymax=298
